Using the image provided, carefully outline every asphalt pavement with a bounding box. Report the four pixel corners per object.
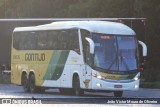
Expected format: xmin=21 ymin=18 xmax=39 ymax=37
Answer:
xmin=0 ymin=84 xmax=160 ymax=105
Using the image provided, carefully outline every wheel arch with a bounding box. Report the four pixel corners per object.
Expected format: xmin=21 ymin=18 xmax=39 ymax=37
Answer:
xmin=72 ymin=72 xmax=80 ymax=87
xmin=29 ymin=71 xmax=35 ymax=79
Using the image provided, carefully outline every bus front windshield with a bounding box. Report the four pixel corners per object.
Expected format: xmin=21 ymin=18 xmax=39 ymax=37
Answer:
xmin=92 ymin=33 xmax=137 ymax=72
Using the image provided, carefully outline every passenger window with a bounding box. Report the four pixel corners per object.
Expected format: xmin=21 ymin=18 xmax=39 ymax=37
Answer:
xmin=13 ymin=29 xmax=80 ymax=53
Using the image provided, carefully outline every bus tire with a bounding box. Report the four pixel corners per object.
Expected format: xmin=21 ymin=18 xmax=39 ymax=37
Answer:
xmin=73 ymin=76 xmax=84 ymax=96
xmin=22 ymin=73 xmax=30 ymax=92
xmin=114 ymin=91 xmax=123 ymax=97
xmin=29 ymin=74 xmax=37 ymax=93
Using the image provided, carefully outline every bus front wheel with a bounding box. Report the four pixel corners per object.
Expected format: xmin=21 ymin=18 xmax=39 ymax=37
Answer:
xmin=114 ymin=91 xmax=123 ymax=97
xmin=73 ymin=76 xmax=84 ymax=96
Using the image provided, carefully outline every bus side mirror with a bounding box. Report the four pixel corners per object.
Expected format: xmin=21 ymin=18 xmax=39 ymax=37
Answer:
xmin=138 ymin=40 xmax=147 ymax=71
xmin=85 ymin=37 xmax=95 ymax=54
xmin=138 ymin=41 xmax=147 ymax=57
xmin=85 ymin=37 xmax=95 ymax=67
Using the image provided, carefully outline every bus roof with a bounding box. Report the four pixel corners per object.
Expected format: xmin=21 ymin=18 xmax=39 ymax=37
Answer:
xmin=0 ymin=18 xmax=146 ymax=22
xmin=14 ymin=21 xmax=136 ymax=35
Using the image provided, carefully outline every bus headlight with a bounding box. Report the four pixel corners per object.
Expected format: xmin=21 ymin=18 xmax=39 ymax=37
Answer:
xmin=133 ymin=73 xmax=140 ymax=81
xmin=96 ymin=83 xmax=102 ymax=87
xmin=133 ymin=77 xmax=139 ymax=81
xmin=133 ymin=76 xmax=140 ymax=81
xmin=92 ymin=73 xmax=103 ymax=79
xmin=97 ymin=75 xmax=102 ymax=79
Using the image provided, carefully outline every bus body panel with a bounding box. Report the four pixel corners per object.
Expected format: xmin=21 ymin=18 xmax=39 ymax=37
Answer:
xmin=11 ymin=48 xmax=86 ymax=88
xmin=42 ymin=50 xmax=86 ymax=88
xmin=11 ymin=48 xmax=53 ymax=86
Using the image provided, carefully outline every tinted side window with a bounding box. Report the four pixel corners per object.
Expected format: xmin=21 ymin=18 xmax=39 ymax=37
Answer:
xmin=13 ymin=32 xmax=38 ymax=50
xmin=37 ymin=31 xmax=47 ymax=50
xmin=13 ymin=29 xmax=79 ymax=52
xmin=46 ymin=30 xmax=79 ymax=51
xmin=81 ymin=29 xmax=90 ymax=49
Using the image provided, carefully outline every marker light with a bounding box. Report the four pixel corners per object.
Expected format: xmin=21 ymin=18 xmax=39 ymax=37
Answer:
xmin=101 ymin=36 xmax=110 ymax=39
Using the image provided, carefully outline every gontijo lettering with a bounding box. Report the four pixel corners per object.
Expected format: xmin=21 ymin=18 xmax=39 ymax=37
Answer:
xmin=25 ymin=53 xmax=45 ymax=61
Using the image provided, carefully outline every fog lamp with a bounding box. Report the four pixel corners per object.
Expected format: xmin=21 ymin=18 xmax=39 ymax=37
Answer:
xmin=96 ymin=83 xmax=102 ymax=87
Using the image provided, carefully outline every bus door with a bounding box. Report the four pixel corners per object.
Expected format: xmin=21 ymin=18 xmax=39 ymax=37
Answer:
xmin=83 ymin=44 xmax=92 ymax=89
xmin=81 ymin=30 xmax=93 ymax=89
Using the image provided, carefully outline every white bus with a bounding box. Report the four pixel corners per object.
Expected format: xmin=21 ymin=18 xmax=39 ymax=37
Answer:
xmin=11 ymin=21 xmax=147 ymax=97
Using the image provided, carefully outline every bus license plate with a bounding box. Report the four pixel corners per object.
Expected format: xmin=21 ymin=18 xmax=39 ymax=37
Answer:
xmin=114 ymin=85 xmax=122 ymax=88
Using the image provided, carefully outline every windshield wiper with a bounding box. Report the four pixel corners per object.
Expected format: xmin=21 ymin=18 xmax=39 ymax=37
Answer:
xmin=107 ymin=50 xmax=130 ymax=71
xmin=107 ymin=54 xmax=118 ymax=71
xmin=120 ymin=56 xmax=130 ymax=71
xmin=119 ymin=50 xmax=130 ymax=71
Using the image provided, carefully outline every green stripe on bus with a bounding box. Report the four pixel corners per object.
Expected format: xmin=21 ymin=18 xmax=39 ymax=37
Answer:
xmin=118 ymin=73 xmax=137 ymax=79
xmin=43 ymin=50 xmax=69 ymax=80
xmin=51 ymin=50 xmax=69 ymax=80
xmin=98 ymin=71 xmax=137 ymax=80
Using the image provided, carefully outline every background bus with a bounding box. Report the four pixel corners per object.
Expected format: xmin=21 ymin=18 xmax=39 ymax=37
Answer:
xmin=11 ymin=21 xmax=147 ymax=97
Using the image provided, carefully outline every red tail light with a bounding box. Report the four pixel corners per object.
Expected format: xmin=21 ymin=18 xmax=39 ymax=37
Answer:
xmin=139 ymin=67 xmax=144 ymax=71
xmin=3 ymin=72 xmax=11 ymax=75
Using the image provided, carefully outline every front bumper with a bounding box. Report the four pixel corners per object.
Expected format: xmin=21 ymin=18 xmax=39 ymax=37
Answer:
xmin=92 ymin=77 xmax=139 ymax=91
